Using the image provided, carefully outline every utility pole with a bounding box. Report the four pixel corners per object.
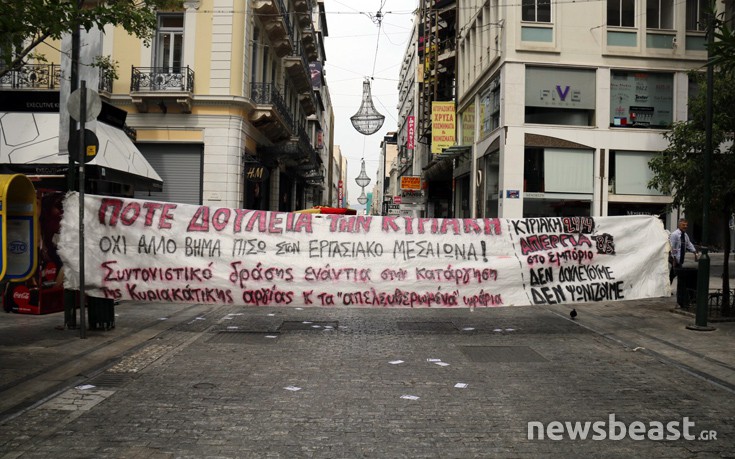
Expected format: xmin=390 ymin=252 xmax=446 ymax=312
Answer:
xmin=62 ymin=16 xmax=81 ymax=333
xmin=67 ymin=26 xmax=79 ymax=191
xmin=77 ymin=80 xmax=88 ymax=339
xmin=688 ymin=3 xmax=716 ymax=332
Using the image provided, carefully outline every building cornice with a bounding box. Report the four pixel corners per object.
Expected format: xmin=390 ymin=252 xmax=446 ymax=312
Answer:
xmin=183 ymin=1 xmax=201 ymax=11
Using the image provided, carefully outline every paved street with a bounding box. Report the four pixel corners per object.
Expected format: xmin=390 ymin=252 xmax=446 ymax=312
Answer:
xmin=0 ymin=256 xmax=733 ymax=458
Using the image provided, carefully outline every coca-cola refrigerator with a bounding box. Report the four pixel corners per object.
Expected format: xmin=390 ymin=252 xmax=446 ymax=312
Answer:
xmin=3 ymin=191 xmax=65 ymax=314
xmin=4 ymin=260 xmax=63 ymax=314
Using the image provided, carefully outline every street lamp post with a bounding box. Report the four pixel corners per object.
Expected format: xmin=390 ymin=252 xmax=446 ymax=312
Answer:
xmin=688 ymin=8 xmax=716 ymax=332
xmin=67 ymin=26 xmax=79 ymax=191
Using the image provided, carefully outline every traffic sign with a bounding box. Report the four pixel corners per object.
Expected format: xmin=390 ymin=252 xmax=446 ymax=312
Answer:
xmin=67 ymin=87 xmax=102 ymax=122
xmin=68 ymin=129 xmax=100 ymax=163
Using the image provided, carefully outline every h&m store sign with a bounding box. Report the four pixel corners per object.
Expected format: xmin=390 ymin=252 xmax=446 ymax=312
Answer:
xmin=244 ymin=165 xmax=268 ymax=183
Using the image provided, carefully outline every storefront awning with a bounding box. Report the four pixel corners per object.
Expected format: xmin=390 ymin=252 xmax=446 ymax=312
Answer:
xmin=422 ymin=145 xmax=471 ymax=181
xmin=0 ymin=112 xmax=162 ymax=191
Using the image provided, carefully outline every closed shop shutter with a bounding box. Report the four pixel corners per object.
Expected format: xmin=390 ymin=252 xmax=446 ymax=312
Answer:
xmin=134 ymin=143 xmax=203 ymax=205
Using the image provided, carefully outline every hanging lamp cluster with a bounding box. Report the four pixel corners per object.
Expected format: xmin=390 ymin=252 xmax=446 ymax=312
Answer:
xmin=355 ymin=158 xmax=371 ymax=205
xmin=350 ymin=78 xmax=385 ymax=136
xmin=357 ymin=189 xmax=368 ymax=205
xmin=351 ymin=3 xmax=390 ymax=209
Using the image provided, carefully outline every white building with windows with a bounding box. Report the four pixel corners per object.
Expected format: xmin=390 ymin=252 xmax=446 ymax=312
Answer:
xmin=126 ymin=0 xmax=332 ymax=211
xmin=452 ymin=0 xmax=715 ymax=227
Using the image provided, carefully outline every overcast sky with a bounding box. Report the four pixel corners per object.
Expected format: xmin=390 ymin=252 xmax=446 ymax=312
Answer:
xmin=323 ymin=0 xmax=416 ymax=210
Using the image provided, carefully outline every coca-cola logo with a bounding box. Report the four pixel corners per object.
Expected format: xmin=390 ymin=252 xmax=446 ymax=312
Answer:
xmin=12 ymin=285 xmax=30 ymax=308
xmin=43 ymin=262 xmax=57 ymax=282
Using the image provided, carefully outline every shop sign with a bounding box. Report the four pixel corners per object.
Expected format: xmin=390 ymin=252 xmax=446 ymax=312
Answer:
xmin=431 ymin=101 xmax=455 ymax=154
xmin=400 ymin=175 xmax=421 ymax=190
xmin=525 ymin=67 xmax=596 ymax=110
xmin=245 ymin=165 xmax=268 ymax=183
xmin=407 ymin=116 xmax=415 ymax=150
xmin=400 ymin=189 xmax=425 ymax=204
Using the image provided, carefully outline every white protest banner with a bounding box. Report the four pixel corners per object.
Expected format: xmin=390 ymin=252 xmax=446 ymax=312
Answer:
xmin=57 ymin=193 xmax=671 ymax=308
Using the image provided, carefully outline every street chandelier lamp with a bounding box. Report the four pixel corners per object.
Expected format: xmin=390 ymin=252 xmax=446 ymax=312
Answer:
xmin=355 ymin=158 xmax=371 ymax=188
xmin=357 ymin=189 xmax=368 ymax=205
xmin=350 ymin=78 xmax=385 ymax=135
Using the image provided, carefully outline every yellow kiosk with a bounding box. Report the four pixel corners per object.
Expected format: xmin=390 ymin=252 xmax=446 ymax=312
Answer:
xmin=0 ymin=174 xmax=41 ymax=314
xmin=0 ymin=174 xmax=38 ymax=282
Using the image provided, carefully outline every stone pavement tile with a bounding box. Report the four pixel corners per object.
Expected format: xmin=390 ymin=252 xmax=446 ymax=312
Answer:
xmin=544 ymin=296 xmax=735 ymax=389
xmin=0 ymin=301 xmax=219 ymax=421
xmin=0 ymin=305 xmax=733 ymax=457
xmin=38 ymin=388 xmax=115 ymax=411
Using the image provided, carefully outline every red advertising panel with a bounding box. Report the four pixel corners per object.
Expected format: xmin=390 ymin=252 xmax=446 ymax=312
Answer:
xmin=407 ymin=116 xmax=415 ymax=150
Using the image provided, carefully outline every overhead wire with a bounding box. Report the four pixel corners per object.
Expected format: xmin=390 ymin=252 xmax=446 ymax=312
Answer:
xmin=380 ymin=21 xmax=411 ymax=46
xmin=359 ymin=0 xmax=388 ymax=175
xmin=371 ymin=23 xmax=382 ymax=79
xmin=368 ymin=1 xmax=387 ymax=79
xmin=322 ymin=2 xmax=408 ymax=201
xmin=373 ymin=95 xmax=399 ymax=124
xmin=187 ymin=0 xmax=617 ymax=17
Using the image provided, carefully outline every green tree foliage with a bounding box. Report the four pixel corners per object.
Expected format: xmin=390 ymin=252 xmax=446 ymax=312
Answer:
xmin=649 ymin=70 xmax=735 ymax=315
xmin=0 ymin=0 xmax=181 ymax=78
xmin=709 ymin=14 xmax=735 ymax=74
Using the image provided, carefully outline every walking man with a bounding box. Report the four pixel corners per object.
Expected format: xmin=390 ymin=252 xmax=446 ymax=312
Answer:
xmin=670 ymin=218 xmax=699 ymax=283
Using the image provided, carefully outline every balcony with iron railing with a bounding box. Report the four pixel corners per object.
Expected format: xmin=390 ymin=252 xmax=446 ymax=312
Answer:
xmin=298 ymin=134 xmax=319 ymax=173
xmin=253 ymin=0 xmax=283 ymax=16
xmin=1 ymin=63 xmax=116 ymax=103
xmin=296 ymin=126 xmax=312 ymax=151
xmin=258 ymin=118 xmax=319 ymax=171
xmin=295 ymin=0 xmax=313 ymax=29
xmin=250 ymin=82 xmax=294 ymax=143
xmin=131 ymin=66 xmax=194 ymax=92
xmin=298 ymin=143 xmax=321 ymax=179
xmin=294 ymin=118 xmax=307 ymax=137
xmin=303 ymin=163 xmax=325 ymax=187
xmin=130 ymin=66 xmax=194 ymax=113
xmin=297 ymin=125 xmax=321 ymax=170
xmin=98 ymin=68 xmax=114 ymax=95
xmin=293 ymin=0 xmax=313 ymax=13
xmin=284 ymin=41 xmax=312 ymax=95
xmin=258 ymin=0 xmax=294 ymax=57
xmin=300 ymin=25 xmax=318 ymax=61
xmin=0 ymin=64 xmax=62 ymax=90
xmin=298 ymin=91 xmax=317 ymax=116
